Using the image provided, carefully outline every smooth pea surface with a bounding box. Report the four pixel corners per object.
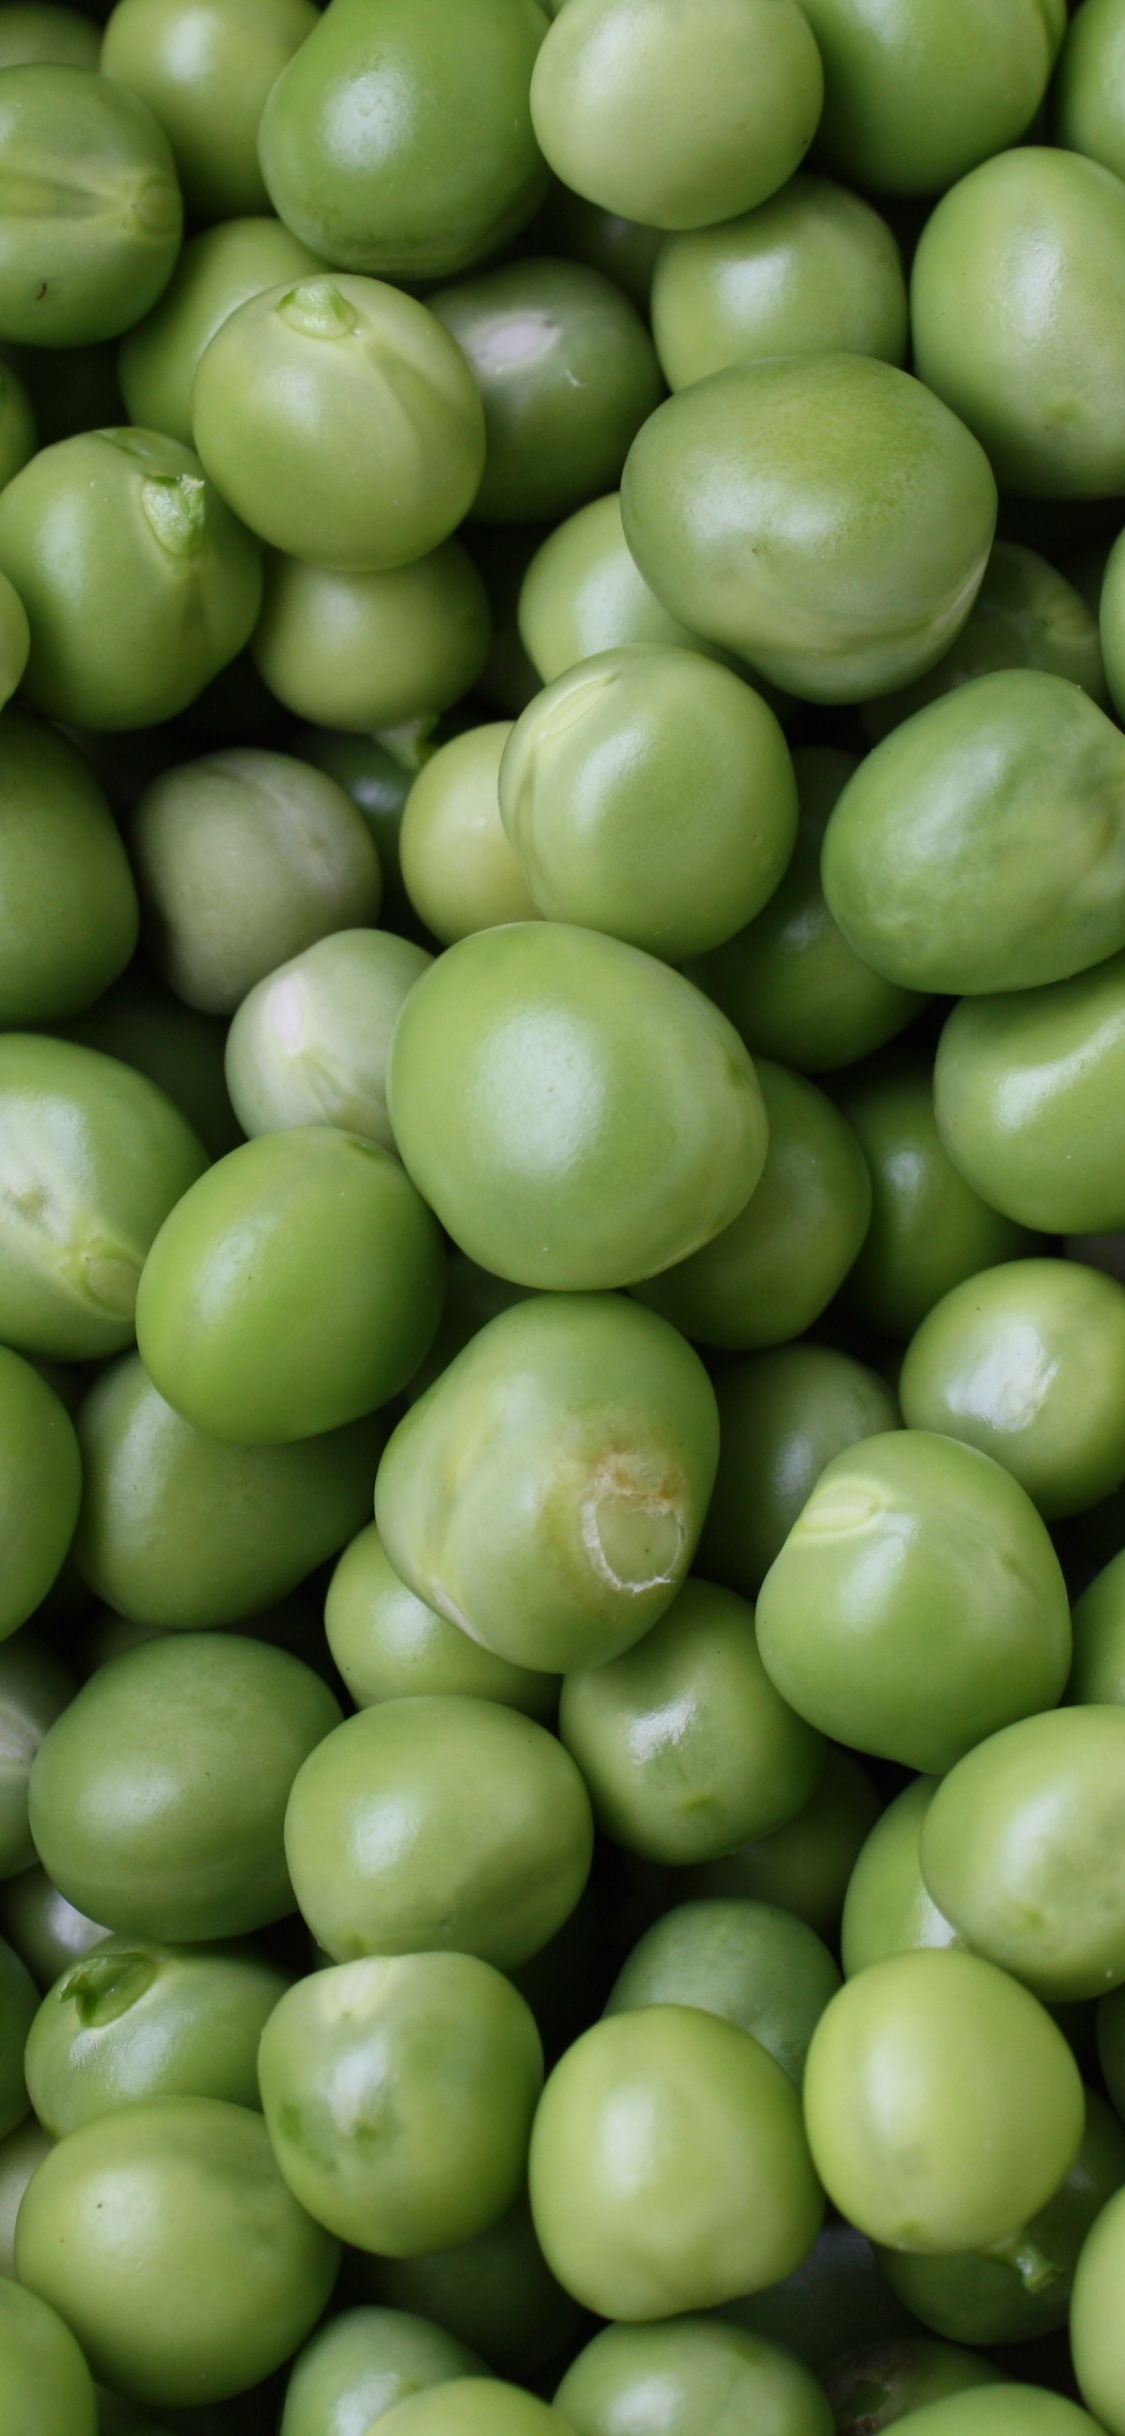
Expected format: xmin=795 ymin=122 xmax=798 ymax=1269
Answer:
xmin=605 ymin=1897 xmax=841 ymax=2085
xmin=555 ymin=2316 xmax=834 ymax=2436
xmin=1055 ymin=0 xmax=1125 ymax=184
xmin=518 ymin=491 xmax=732 ymax=684
xmin=225 ymin=930 xmax=430 ymax=1151
xmin=25 ymin=1935 xmax=289 ymax=2135
xmin=862 ymin=542 xmax=1107 ymax=742
xmin=281 ymin=2307 xmax=484 ymax=2436
xmin=682 ymin=1745 xmax=880 ymax=1941
xmin=799 ymin=0 xmax=1057 ymax=194
xmin=324 ymin=1524 xmax=558 ymax=1720
xmin=1070 ymin=1545 xmax=1125 ymax=1701
xmin=0 ymin=6 xmax=100 ymax=68
xmin=0 ymin=64 xmax=181 ymax=345
xmin=102 ymin=0 xmax=317 ymax=221
xmin=879 ymin=2398 xmax=1099 ymax=2436
xmin=253 ymin=544 xmax=492 ymax=735
xmin=699 ymin=1343 xmax=900 ymax=1595
xmin=933 ymin=951 xmax=1125 ymax=1233
xmin=399 ymin=723 xmax=538 ymax=946
xmin=0 ymin=2276 xmax=98 ymax=2436
xmin=0 ymin=1350 xmax=81 ymax=1642
xmin=652 ymin=176 xmax=907 ymax=389
xmin=0 ymin=2113 xmax=50 ymax=2275
xmin=824 ymin=2339 xmax=1003 ymax=2436
xmin=841 ymin=1778 xmax=961 ymax=1979
xmin=378 ymin=2384 xmax=569 ymax=2436
xmin=119 ymin=215 xmax=326 ymax=450
xmin=0 ymin=1629 xmax=74 ymax=1874
xmin=1073 ymin=2180 xmax=1125 ymax=2433
xmin=0 ymin=708 xmax=137 ymax=1025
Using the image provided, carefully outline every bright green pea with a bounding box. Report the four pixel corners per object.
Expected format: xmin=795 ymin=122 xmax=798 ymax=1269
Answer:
xmin=560 ymin=1578 xmax=824 ymax=1865
xmin=699 ymin=1343 xmax=900 ymax=1596
xmin=0 ymin=1033 xmax=207 ymax=1363
xmin=803 ymin=1950 xmax=1084 ymax=2255
xmin=363 ymin=2195 xmax=586 ymax=2385
xmin=378 ymin=2385 xmax=569 ymax=2436
xmin=29 ymin=1631 xmax=341 ymax=1941
xmin=652 ymin=175 xmax=907 ymax=390
xmin=0 ymin=1863 xmax=106 ymax=1990
xmin=324 ymin=1523 xmax=558 ymax=1720
xmin=1055 ymin=0 xmax=1125 ymax=185
xmin=1071 ymin=1546 xmax=1125 ymax=1700
xmin=885 ymin=2396 xmax=1099 ymax=2436
xmin=0 ymin=2113 xmax=50 ymax=2274
xmin=605 ymin=1896 xmax=841 ymax=2085
xmin=102 ymin=0 xmax=317 ymax=221
xmin=529 ymin=0 xmax=824 ymax=231
xmin=0 ymin=5 xmax=100 ymax=67
xmin=0 ymin=429 xmax=261 ymax=731
xmin=119 ymin=216 xmax=326 ymax=450
xmin=387 ymin=924 xmax=767 ymax=1291
xmin=840 ymin=1778 xmax=961 ymax=1979
xmin=555 ymin=2316 xmax=835 ymax=2436
xmin=622 ymin=355 xmax=997 ymax=704
xmin=0 ymin=707 xmax=138 ymax=1023
xmin=680 ymin=1745 xmax=881 ymax=1941
xmin=518 ymin=492 xmax=734 ymax=685
xmin=284 ymin=1693 xmax=593 ymax=1971
xmin=799 ymin=0 xmax=1057 ymax=195
xmin=0 ymin=1930 xmax=36 ymax=2136
xmin=499 ymin=647 xmax=797 ymax=963
xmin=0 ymin=1629 xmax=73 ymax=1876
xmin=933 ymin=951 xmax=1125 ymax=1234
xmin=281 ymin=2307 xmax=484 ymax=2436
xmin=824 ymin=2338 xmax=1004 ymax=2436
xmin=529 ymin=2003 xmax=823 ymax=2320
xmin=16 ymin=2096 xmax=340 ymax=2407
xmin=252 ymin=544 xmax=492 ymax=735
xmin=0 ymin=2276 xmax=98 ymax=2436
xmin=756 ymin=1431 xmax=1071 ymax=1772
xmin=25 ymin=1935 xmax=290 ymax=2136
xmin=862 ymin=542 xmax=1107 ymax=743
xmin=399 ymin=724 xmax=539 ymax=947
xmin=61 ymin=964 xmax=241 ymax=1162
xmin=716 ymin=2217 xmax=917 ymax=2371
xmin=258 ymin=0 xmax=549 ymax=281
xmin=0 ymin=1351 xmax=81 ymax=1644
xmin=225 ymin=930 xmax=431 ymax=1151
xmin=192 ymin=275 xmax=485 ymax=570
xmin=0 ymin=64 xmax=181 ymax=346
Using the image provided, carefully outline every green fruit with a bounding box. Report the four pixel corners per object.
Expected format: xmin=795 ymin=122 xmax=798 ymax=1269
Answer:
xmin=25 ymin=1935 xmax=290 ymax=2134
xmin=555 ymin=2316 xmax=835 ymax=2436
xmin=101 ymin=0 xmax=317 ymax=222
xmin=0 ymin=64 xmax=181 ymax=345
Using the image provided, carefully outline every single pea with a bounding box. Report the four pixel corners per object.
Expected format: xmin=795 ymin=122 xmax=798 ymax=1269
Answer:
xmin=258 ymin=0 xmax=549 ymax=281
xmin=881 ymin=2089 xmax=1125 ymax=2346
xmin=225 ymin=931 xmax=430 ymax=1153
xmin=531 ymin=186 xmax=665 ymax=314
xmin=16 ymin=2096 xmax=339 ymax=2406
xmin=1055 ymin=0 xmax=1125 ymax=185
xmin=841 ymin=1778 xmax=961 ymax=1980
xmin=29 ymin=1632 xmax=341 ymax=1941
xmin=679 ymin=1745 xmax=881 ymax=1941
xmin=400 ymin=724 xmax=539 ymax=947
xmin=0 ymin=429 xmax=261 ymax=731
xmin=0 ymin=707 xmax=139 ymax=1024
xmin=824 ymin=2338 xmax=1004 ymax=2436
xmin=387 ymin=923 xmax=767 ymax=1291
xmin=0 ymin=1033 xmax=207 ymax=1363
xmin=560 ymin=1579 xmax=824 ymax=1865
xmin=0 ymin=4 xmax=100 ymax=66
xmin=376 ymin=1295 xmax=718 ymax=1674
xmin=803 ymin=1950 xmax=1084 ymax=2255
xmin=529 ymin=2003 xmax=823 ymax=2319
xmin=324 ymin=1523 xmax=558 ymax=1721
xmin=823 ymin=671 xmax=1125 ymax=996
xmin=252 ymin=544 xmax=492 ymax=735
xmin=61 ymin=963 xmax=242 ymax=1161
xmin=877 ymin=2398 xmax=1099 ymax=2436
xmin=102 ymin=0 xmax=317 ymax=220
xmin=378 ymin=2385 xmax=569 ymax=2436
xmin=0 ymin=2113 xmax=50 ymax=2275
xmin=933 ymin=951 xmax=1125 ymax=1234
xmin=362 ymin=2194 xmax=586 ymax=2385
xmin=605 ymin=1896 xmax=841 ymax=2085
xmin=838 ymin=1052 xmax=1040 ymax=1339
xmin=687 ymin=747 xmax=926 ymax=1077
xmin=0 ymin=1350 xmax=82 ymax=1645
xmin=716 ymin=2217 xmax=918 ymax=2371
xmin=25 ymin=1935 xmax=290 ymax=2135
xmin=799 ymin=0 xmax=1057 ymax=195
xmin=1073 ymin=2178 xmax=1125 ymax=2431
xmin=498 ymin=646 xmax=797 ymax=963
xmin=131 ymin=746 xmax=381 ymax=1016
xmin=912 ymin=148 xmax=1125 ymax=498
xmin=555 ymin=2316 xmax=835 ymax=2436
xmin=1071 ymin=1546 xmax=1125 ymax=1700
xmin=119 ymin=216 xmax=327 ymax=450
xmin=0 ymin=1629 xmax=74 ymax=1877
xmin=281 ymin=2307 xmax=484 ymax=2436
xmin=192 ymin=275 xmax=485 ymax=571
xmin=260 ymin=1952 xmax=543 ymax=2255
xmin=652 ymin=176 xmax=907 ymax=390
xmin=862 ymin=542 xmax=1107 ymax=743
xmin=0 ymin=1863 xmax=106 ymax=1989
xmin=518 ymin=491 xmax=734 ymax=685
xmin=756 ymin=1431 xmax=1071 ymax=1772
xmin=0 ymin=64 xmax=180 ymax=345
xmin=0 ymin=2275 xmax=98 ymax=2436
xmin=0 ymin=1929 xmax=36 ymax=2134
xmin=699 ymin=1343 xmax=900 ymax=1597
xmin=297 ymin=728 xmax=413 ymax=913
xmin=529 ymin=0 xmax=824 ymax=231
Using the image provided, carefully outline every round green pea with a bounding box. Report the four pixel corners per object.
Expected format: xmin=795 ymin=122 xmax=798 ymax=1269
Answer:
xmin=0 ymin=6 xmax=100 ymax=67
xmin=518 ymin=491 xmax=734 ymax=685
xmin=0 ymin=707 xmax=138 ymax=1023
xmin=399 ymin=724 xmax=539 ymax=947
xmin=884 ymin=2397 xmax=1099 ymax=2436
xmin=281 ymin=2307 xmax=484 ymax=2436
xmin=0 ymin=2276 xmax=98 ymax=2436
xmin=799 ymin=0 xmax=1058 ymax=195
xmin=555 ymin=2316 xmax=834 ymax=2436
xmin=0 ymin=1863 xmax=106 ymax=1990
xmin=0 ymin=1928 xmax=36 ymax=2135
xmin=29 ymin=1631 xmax=341 ymax=1940
xmin=119 ymin=216 xmax=326 ymax=450
xmin=378 ymin=2385 xmax=570 ymax=2436
xmin=252 ymin=544 xmax=492 ymax=734
xmin=324 ymin=1523 xmax=558 ymax=1720
xmin=0 ymin=64 xmax=181 ymax=345
xmin=62 ymin=964 xmax=241 ymax=1161
xmin=25 ymin=1934 xmax=290 ymax=2135
xmin=284 ymin=1693 xmax=593 ymax=1971
xmin=1073 ymin=2179 xmax=1125 ymax=2433
xmin=841 ymin=1778 xmax=961 ymax=1980
xmin=16 ymin=2096 xmax=340 ymax=2406
xmin=1071 ymin=1545 xmax=1125 ymax=1701
xmin=803 ymin=1949 xmax=1084 ymax=2255
xmin=363 ymin=2194 xmax=585 ymax=2385
xmin=699 ymin=1342 xmax=900 ymax=1596
xmin=862 ymin=542 xmax=1108 ymax=744
xmin=102 ymin=0 xmax=317 ymax=221
xmin=933 ymin=950 xmax=1125 ymax=1234
xmin=0 ymin=1629 xmax=74 ymax=1875
xmin=605 ymin=1897 xmax=841 ymax=2085
xmin=225 ymin=930 xmax=431 ymax=1151
xmin=0 ymin=2113 xmax=50 ymax=2275
xmin=679 ymin=1745 xmax=881 ymax=1941
xmin=622 ymin=354 xmax=997 ymax=704
xmin=0 ymin=1351 xmax=81 ymax=1643
xmin=1055 ymin=0 xmax=1125 ymax=185
xmin=825 ymin=2339 xmax=1004 ymax=2436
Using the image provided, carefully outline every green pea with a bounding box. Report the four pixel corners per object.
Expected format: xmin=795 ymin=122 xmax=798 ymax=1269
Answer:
xmin=136 ymin=1128 xmax=445 ymax=1444
xmin=912 ymin=148 xmax=1125 ymax=498
xmin=193 ymin=274 xmax=486 ymax=574
xmin=0 ymin=429 xmax=261 ymax=731
xmin=700 ymin=1344 xmax=899 ymax=1598
xmin=560 ymin=1579 xmax=824 ymax=1865
xmin=376 ymin=1294 xmax=718 ymax=1673
xmin=0 ymin=1863 xmax=106 ymax=1990
xmin=387 ymin=924 xmax=767 ymax=1291
xmin=823 ymin=671 xmax=1125 ymax=996
xmin=0 ymin=356 xmax=35 ymax=487
xmin=824 ymin=2338 xmax=1004 ymax=2436
xmin=29 ymin=1631 xmax=341 ymax=1941
xmin=252 ymin=544 xmax=492 ymax=735
xmin=285 ymin=1693 xmax=592 ymax=1977
xmin=555 ymin=2316 xmax=835 ymax=2436
xmin=119 ymin=216 xmax=326 ymax=450
xmin=1073 ymin=2177 xmax=1125 ymax=2431
xmin=0 ymin=5 xmax=100 ymax=66
xmin=399 ymin=724 xmax=539 ymax=948
xmin=1055 ymin=0 xmax=1125 ymax=185
xmin=0 ymin=64 xmax=181 ymax=346
xmin=258 ymin=0 xmax=549 ymax=281
xmin=799 ymin=0 xmax=1057 ymax=195
xmin=605 ymin=1896 xmax=841 ymax=2085
xmin=0 ymin=707 xmax=139 ymax=1023
xmin=881 ymin=2397 xmax=1099 ymax=2436
xmin=841 ymin=1778 xmax=961 ymax=1979
xmin=933 ymin=951 xmax=1125 ymax=1234
xmin=16 ymin=2096 xmax=340 ymax=2407
xmin=0 ymin=2275 xmax=98 ymax=2436
xmin=756 ymin=1431 xmax=1071 ymax=1772
xmin=652 ymin=176 xmax=907 ymax=390
xmin=0 ymin=1350 xmax=81 ymax=1643
xmin=61 ymin=964 xmax=241 ymax=1162
xmin=687 ymin=748 xmax=926 ymax=1077
xmin=0 ymin=1033 xmax=207 ymax=1362
xmin=25 ymin=1935 xmax=290 ymax=2136
xmin=0 ymin=1629 xmax=73 ymax=1877
xmin=281 ymin=2307 xmax=484 ymax=2436
xmin=862 ymin=542 xmax=1107 ymax=744
xmin=716 ymin=2217 xmax=918 ymax=2371
xmin=324 ymin=1523 xmax=558 ymax=1720
xmin=1072 ymin=1546 xmax=1125 ymax=1701
xmin=296 ymin=728 xmax=413 ymax=914
xmin=529 ymin=2003 xmax=823 ymax=2319
xmin=377 ymin=2385 xmax=569 ymax=2436
xmin=102 ymin=0 xmax=317 ymax=221
xmin=531 ymin=186 xmax=664 ymax=314
xmin=623 ymin=354 xmax=997 ymax=704
xmin=0 ymin=1929 xmax=36 ymax=2135
xmin=803 ymin=1950 xmax=1084 ymax=2255
xmin=0 ymin=2113 xmax=50 ymax=2275
xmin=881 ymin=2089 xmax=1125 ymax=2346
xmin=225 ymin=931 xmax=430 ymax=1153
xmin=529 ymin=0 xmax=824 ymax=231
xmin=518 ymin=492 xmax=733 ymax=685
xmin=679 ymin=1745 xmax=881 ymax=1941
xmin=839 ymin=1052 xmax=1039 ymax=1339
xmin=361 ymin=2194 xmax=586 ymax=2385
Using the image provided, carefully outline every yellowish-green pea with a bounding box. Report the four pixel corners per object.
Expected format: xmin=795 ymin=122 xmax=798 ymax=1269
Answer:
xmin=1055 ymin=0 xmax=1125 ymax=185
xmin=0 ymin=1628 xmax=74 ymax=1877
xmin=0 ymin=356 xmax=35 ymax=489
xmin=604 ymin=1895 xmax=841 ymax=2085
xmin=933 ymin=950 xmax=1125 ymax=1234
xmin=377 ymin=2384 xmax=570 ymax=2436
xmin=652 ymin=176 xmax=907 ymax=390
xmin=0 ymin=64 xmax=182 ymax=347
xmin=518 ymin=492 xmax=734 ymax=685
xmin=101 ymin=0 xmax=318 ymax=221
xmin=225 ymin=930 xmax=431 ymax=1151
xmin=324 ymin=1523 xmax=559 ymax=1721
xmin=119 ymin=217 xmax=327 ymax=450
xmin=252 ymin=543 xmax=492 ymax=736
xmin=0 ymin=4 xmax=100 ymax=65
xmin=679 ymin=1744 xmax=881 ymax=1941
xmin=361 ymin=2194 xmax=586 ymax=2386
xmin=863 ymin=542 xmax=1108 ymax=743
xmin=0 ymin=2114 xmax=51 ymax=2276
xmin=24 ymin=1934 xmax=291 ymax=2136
xmin=399 ymin=723 xmax=539 ymax=947
xmin=799 ymin=0 xmax=1057 ymax=195
xmin=280 ymin=2308 xmax=485 ymax=2436
xmin=555 ymin=2317 xmax=835 ymax=2436
xmin=0 ymin=2276 xmax=98 ymax=2436
xmin=698 ymin=1342 xmax=900 ymax=1596
xmin=841 ymin=1777 xmax=962 ymax=1979
xmin=0 ymin=707 xmax=138 ymax=1023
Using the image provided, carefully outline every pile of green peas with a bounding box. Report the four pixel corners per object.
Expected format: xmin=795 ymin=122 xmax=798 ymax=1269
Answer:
xmin=9 ymin=0 xmax=1125 ymax=2428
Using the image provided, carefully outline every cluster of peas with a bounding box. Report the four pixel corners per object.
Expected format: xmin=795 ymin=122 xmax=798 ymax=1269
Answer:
xmin=11 ymin=0 xmax=1125 ymax=2431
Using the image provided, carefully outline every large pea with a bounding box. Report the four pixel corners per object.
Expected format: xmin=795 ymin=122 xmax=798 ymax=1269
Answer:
xmin=1055 ymin=0 xmax=1125 ymax=186
xmin=873 ymin=2398 xmax=1099 ymax=2436
xmin=0 ymin=1629 xmax=74 ymax=1874
xmin=933 ymin=949 xmax=1125 ymax=1233
xmin=252 ymin=544 xmax=492 ymax=736
xmin=0 ymin=64 xmax=181 ymax=345
xmin=399 ymin=724 xmax=538 ymax=948
xmin=605 ymin=1897 xmax=841 ymax=2086
xmin=101 ymin=0 xmax=317 ymax=223
xmin=841 ymin=1778 xmax=961 ymax=1979
xmin=0 ymin=708 xmax=137 ymax=1025
xmin=324 ymin=1523 xmax=558 ymax=1720
xmin=226 ymin=930 xmax=431 ymax=1151
xmin=0 ymin=2276 xmax=98 ymax=2436
xmin=25 ymin=1935 xmax=290 ymax=2136
xmin=119 ymin=215 xmax=326 ymax=449
xmin=699 ymin=1341 xmax=900 ymax=1595
xmin=281 ymin=2308 xmax=484 ymax=2436
xmin=798 ymin=0 xmax=1058 ymax=195
xmin=555 ymin=2317 xmax=834 ymax=2436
